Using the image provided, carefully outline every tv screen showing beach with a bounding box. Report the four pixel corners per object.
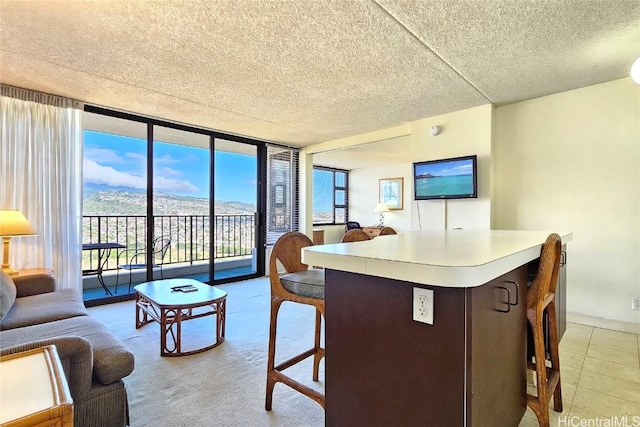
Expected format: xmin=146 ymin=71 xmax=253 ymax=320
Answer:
xmin=414 ymin=156 xmax=477 ymax=200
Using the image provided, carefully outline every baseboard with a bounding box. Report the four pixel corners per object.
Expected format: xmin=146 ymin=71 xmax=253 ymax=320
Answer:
xmin=568 ymin=312 xmax=640 ymax=335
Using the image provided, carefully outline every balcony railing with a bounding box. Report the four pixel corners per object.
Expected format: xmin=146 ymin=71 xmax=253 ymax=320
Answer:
xmin=82 ymin=214 xmax=256 ymax=274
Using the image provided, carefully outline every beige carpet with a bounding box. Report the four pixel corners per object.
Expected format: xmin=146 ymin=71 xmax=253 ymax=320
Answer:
xmin=88 ymin=277 xmax=325 ymax=427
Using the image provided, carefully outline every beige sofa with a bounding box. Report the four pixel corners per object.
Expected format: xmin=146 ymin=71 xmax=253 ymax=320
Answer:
xmin=0 ymin=270 xmax=134 ymax=426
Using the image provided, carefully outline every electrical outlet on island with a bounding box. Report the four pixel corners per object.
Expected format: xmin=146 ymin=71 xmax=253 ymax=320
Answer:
xmin=413 ymin=287 xmax=434 ymax=325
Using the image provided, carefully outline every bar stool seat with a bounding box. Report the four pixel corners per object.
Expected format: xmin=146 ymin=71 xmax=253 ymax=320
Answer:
xmin=265 ymin=232 xmax=325 ymax=410
xmin=280 ymin=269 xmax=325 ymax=299
xmin=527 ymin=233 xmax=563 ymax=427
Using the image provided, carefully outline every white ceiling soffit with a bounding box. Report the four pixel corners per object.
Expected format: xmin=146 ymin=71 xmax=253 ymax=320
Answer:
xmin=314 ymin=135 xmax=412 ymax=170
xmin=1 ymin=0 xmax=639 ymax=152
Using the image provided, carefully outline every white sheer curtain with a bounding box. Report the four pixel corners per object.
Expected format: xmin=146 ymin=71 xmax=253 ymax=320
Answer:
xmin=0 ymin=85 xmax=83 ymax=290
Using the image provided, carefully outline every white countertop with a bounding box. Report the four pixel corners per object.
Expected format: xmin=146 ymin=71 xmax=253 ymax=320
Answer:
xmin=0 ymin=352 xmax=54 ymax=423
xmin=301 ymin=229 xmax=572 ymax=288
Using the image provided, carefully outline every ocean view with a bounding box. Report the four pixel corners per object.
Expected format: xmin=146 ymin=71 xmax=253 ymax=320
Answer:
xmin=416 ymin=174 xmax=474 ymax=197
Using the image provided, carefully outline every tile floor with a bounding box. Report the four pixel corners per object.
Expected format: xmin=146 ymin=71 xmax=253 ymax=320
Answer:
xmin=519 ymin=323 xmax=640 ymax=426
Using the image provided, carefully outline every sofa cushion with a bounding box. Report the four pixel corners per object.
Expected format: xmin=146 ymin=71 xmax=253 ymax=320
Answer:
xmin=0 ymin=288 xmax=88 ymax=331
xmin=0 ymin=271 xmax=17 ymax=322
xmin=0 ymin=315 xmax=134 ymax=385
xmin=13 ymin=274 xmax=55 ymax=297
xmin=280 ymin=269 xmax=325 ymax=299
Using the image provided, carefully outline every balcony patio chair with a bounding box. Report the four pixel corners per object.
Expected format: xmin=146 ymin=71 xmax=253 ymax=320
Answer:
xmin=266 ymin=231 xmax=325 ymax=410
xmin=115 ymin=235 xmax=172 ymax=294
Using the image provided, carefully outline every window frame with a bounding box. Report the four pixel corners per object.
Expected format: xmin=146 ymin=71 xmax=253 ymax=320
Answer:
xmin=313 ymin=166 xmax=349 ymax=226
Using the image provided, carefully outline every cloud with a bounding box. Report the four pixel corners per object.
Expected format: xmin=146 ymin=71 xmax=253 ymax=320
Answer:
xmin=154 ymin=175 xmax=198 ymax=193
xmin=84 ymin=147 xmax=123 ymax=164
xmin=452 ymin=164 xmax=472 ymax=171
xmin=126 ymin=152 xmax=146 ymax=163
xmin=159 ymin=166 xmax=182 ymax=178
xmin=155 ymin=154 xmax=179 ymax=165
xmin=84 ymin=159 xmax=199 ymax=193
xmin=84 ymin=159 xmax=145 ymax=188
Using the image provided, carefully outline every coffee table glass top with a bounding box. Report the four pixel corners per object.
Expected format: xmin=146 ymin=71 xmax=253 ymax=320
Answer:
xmin=134 ymin=279 xmax=227 ymax=306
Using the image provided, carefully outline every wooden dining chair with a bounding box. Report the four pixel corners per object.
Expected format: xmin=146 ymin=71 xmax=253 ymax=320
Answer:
xmin=266 ymin=232 xmax=325 ymax=410
xmin=527 ymin=233 xmax=563 ymax=427
xmin=378 ymin=226 xmax=397 ymax=235
xmin=341 ymin=229 xmax=371 ymax=243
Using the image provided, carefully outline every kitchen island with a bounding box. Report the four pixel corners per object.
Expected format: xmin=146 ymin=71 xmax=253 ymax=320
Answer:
xmin=302 ymin=229 xmax=571 ymax=427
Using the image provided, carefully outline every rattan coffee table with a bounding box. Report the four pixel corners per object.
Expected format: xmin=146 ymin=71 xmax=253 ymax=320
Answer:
xmin=134 ymin=279 xmax=227 ymax=357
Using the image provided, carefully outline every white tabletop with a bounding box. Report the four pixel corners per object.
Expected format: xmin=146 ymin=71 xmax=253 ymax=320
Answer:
xmin=0 ymin=352 xmax=54 ymax=423
xmin=302 ymin=229 xmax=572 ymax=288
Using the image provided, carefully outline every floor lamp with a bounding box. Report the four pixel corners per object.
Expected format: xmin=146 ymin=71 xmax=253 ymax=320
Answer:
xmin=0 ymin=210 xmax=36 ymax=276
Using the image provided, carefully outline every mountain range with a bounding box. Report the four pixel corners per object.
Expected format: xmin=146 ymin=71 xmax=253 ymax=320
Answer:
xmin=83 ymin=186 xmax=256 ymax=216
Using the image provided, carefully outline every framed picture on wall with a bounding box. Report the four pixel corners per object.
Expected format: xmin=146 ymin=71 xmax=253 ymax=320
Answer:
xmin=379 ymin=177 xmax=404 ymax=210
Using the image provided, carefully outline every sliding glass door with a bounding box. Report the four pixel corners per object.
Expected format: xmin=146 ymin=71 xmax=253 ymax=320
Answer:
xmin=82 ymin=112 xmax=149 ymax=298
xmin=212 ymin=139 xmax=259 ymax=282
xmin=82 ymin=107 xmax=265 ymax=302
xmin=153 ymin=125 xmax=211 ymax=284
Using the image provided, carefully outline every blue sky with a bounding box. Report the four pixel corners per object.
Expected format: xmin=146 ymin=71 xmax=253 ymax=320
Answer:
xmin=83 ymin=131 xmax=257 ymax=204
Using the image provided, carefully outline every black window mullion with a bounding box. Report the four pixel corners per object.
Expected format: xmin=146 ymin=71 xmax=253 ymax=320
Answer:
xmin=313 ymin=166 xmax=349 ymax=226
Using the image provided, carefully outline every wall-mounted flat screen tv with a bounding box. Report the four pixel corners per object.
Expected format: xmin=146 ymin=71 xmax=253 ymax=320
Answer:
xmin=413 ymin=155 xmax=478 ymax=200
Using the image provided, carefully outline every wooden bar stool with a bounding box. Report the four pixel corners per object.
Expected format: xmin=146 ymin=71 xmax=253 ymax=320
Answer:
xmin=341 ymin=229 xmax=371 ymax=242
xmin=378 ymin=226 xmax=397 ymax=235
xmin=265 ymin=232 xmax=325 ymax=410
xmin=527 ymin=233 xmax=563 ymax=426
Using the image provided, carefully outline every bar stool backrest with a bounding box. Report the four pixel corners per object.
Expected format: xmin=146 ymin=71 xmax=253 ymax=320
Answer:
xmin=527 ymin=233 xmax=562 ymax=311
xmin=341 ymin=229 xmax=371 ymax=243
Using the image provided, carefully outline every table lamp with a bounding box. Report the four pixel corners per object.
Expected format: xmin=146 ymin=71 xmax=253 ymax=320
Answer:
xmin=0 ymin=210 xmax=36 ymax=276
xmin=373 ymin=203 xmax=390 ymax=226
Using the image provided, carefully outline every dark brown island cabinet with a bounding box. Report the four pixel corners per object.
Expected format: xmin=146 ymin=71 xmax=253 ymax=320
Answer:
xmin=302 ymin=229 xmax=570 ymax=427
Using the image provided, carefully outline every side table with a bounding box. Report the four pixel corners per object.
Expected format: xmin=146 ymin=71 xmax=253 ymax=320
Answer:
xmin=0 ymin=345 xmax=74 ymax=426
xmin=312 ymin=229 xmax=325 ymax=245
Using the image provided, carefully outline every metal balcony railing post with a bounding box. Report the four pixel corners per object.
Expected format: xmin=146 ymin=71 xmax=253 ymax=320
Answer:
xmin=82 ymin=213 xmax=255 ymax=274
xmin=190 ymin=215 xmax=194 ymax=265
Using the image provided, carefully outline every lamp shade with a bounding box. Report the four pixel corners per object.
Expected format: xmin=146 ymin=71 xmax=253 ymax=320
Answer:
xmin=632 ymin=57 xmax=640 ymax=85
xmin=373 ymin=203 xmax=390 ymax=213
xmin=0 ymin=210 xmax=36 ymax=236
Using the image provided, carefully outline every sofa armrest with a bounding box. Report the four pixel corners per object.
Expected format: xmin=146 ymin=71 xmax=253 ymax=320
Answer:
xmin=0 ymin=336 xmax=93 ymax=402
xmin=13 ymin=274 xmax=56 ymax=297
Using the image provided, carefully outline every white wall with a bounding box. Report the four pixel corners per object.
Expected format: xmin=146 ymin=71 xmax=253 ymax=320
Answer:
xmin=349 ymin=163 xmax=412 ymax=230
xmin=493 ymin=78 xmax=640 ymax=326
xmin=410 ymin=105 xmax=492 ymax=230
xmin=308 ymin=78 xmax=640 ymax=328
xmin=349 ymin=105 xmax=493 ymax=231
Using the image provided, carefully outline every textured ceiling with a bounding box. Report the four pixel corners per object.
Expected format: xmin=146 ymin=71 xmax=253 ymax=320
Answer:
xmin=1 ymin=0 xmax=639 ymax=154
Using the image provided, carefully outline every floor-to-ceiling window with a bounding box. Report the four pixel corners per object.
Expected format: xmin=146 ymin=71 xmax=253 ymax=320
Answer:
xmin=82 ymin=112 xmax=149 ymax=300
xmin=212 ymin=139 xmax=258 ymax=282
xmin=82 ymin=107 xmax=267 ymax=303
xmin=153 ymin=125 xmax=211 ymax=285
